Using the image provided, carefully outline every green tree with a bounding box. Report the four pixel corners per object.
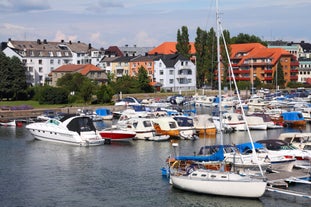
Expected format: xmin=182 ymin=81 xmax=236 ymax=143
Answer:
xmin=37 ymin=85 xmax=68 ymax=104
xmin=194 ymin=27 xmax=208 ymax=88
xmin=80 ymin=79 xmax=96 ymax=104
xmin=97 ymin=84 xmax=114 ymax=103
xmin=254 ymin=77 xmax=262 ymax=88
xmin=137 ymin=66 xmax=154 ymax=93
xmin=220 ymin=29 xmax=231 ymax=88
xmin=231 ymin=33 xmax=266 ymax=46
xmin=273 ymin=61 xmax=285 ymax=89
xmin=0 ymin=52 xmax=11 ymax=99
xmin=176 ymin=26 xmax=191 ymax=59
xmin=0 ymin=52 xmax=28 ymax=100
xmin=10 ymin=56 xmax=28 ymax=100
xmin=110 ymin=75 xmax=139 ymax=94
xmin=57 ymin=73 xmax=89 ymax=93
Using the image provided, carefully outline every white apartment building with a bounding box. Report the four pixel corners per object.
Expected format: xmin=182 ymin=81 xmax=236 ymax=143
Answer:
xmin=2 ymin=39 xmax=103 ymax=86
xmin=154 ymin=54 xmax=196 ymax=92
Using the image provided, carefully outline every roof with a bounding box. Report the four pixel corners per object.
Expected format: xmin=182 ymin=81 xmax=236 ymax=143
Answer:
xmin=230 ymin=43 xmax=291 ymax=65
xmin=104 ymin=46 xmax=124 ymax=57
xmin=148 ymin=42 xmax=196 ymax=55
xmin=155 ymin=54 xmax=189 ymax=67
xmin=52 ymin=64 xmax=103 ymax=75
xmin=6 ymin=39 xmax=99 ymax=57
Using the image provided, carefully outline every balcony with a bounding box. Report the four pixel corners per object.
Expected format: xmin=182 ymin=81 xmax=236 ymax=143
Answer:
xmin=290 ymin=75 xmax=298 ymax=80
xmin=290 ymin=69 xmax=298 ymax=73
xmin=234 ymin=77 xmax=250 ymax=81
xmin=290 ymin=61 xmax=299 ymax=66
xmin=264 ymin=70 xmax=273 ymax=73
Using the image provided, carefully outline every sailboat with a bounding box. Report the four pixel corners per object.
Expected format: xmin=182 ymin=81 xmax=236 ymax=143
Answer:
xmin=169 ymin=0 xmax=267 ymax=198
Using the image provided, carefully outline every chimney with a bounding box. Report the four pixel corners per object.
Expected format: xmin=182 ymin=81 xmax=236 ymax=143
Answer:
xmin=88 ymin=43 xmax=92 ymax=49
xmin=37 ymin=39 xmax=41 ymax=44
xmin=69 ymin=40 xmax=72 ymax=44
xmin=61 ymin=39 xmax=64 ymax=43
xmin=43 ymin=39 xmax=47 ymax=44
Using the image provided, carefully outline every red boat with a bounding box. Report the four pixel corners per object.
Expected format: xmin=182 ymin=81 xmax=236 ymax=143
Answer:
xmin=98 ymin=128 xmax=136 ymax=141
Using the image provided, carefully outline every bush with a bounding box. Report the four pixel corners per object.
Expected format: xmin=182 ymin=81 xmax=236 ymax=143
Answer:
xmin=38 ymin=86 xmax=69 ymax=104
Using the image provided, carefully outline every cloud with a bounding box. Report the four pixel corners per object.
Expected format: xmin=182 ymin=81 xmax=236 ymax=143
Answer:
xmin=0 ymin=0 xmax=50 ymax=12
xmin=53 ymin=31 xmax=77 ymax=42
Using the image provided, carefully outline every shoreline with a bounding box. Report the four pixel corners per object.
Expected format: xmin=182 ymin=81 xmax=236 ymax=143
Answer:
xmin=0 ymin=105 xmax=125 ymax=121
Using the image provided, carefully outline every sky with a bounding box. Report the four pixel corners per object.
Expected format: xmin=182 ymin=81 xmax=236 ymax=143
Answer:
xmin=0 ymin=0 xmax=310 ymax=49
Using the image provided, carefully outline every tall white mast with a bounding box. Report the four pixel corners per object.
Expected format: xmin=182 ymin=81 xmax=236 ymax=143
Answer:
xmin=216 ymin=0 xmax=223 ymax=145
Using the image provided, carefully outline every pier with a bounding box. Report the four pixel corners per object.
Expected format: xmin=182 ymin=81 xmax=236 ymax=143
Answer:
xmin=265 ymin=168 xmax=311 ymax=198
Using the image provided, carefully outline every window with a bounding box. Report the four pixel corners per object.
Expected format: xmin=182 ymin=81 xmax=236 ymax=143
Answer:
xmin=38 ymin=59 xmax=42 ymax=64
xmin=169 ymin=70 xmax=174 ymax=75
xmin=169 ymin=79 xmax=173 ymax=84
xmin=50 ymin=59 xmax=54 ymax=64
xmin=160 ymin=70 xmax=163 ymax=75
xmin=39 ymin=67 xmax=43 ymax=73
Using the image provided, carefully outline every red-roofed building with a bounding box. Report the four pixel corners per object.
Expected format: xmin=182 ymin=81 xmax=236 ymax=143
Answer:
xmin=229 ymin=43 xmax=298 ymax=86
xmin=49 ymin=64 xmax=107 ymax=86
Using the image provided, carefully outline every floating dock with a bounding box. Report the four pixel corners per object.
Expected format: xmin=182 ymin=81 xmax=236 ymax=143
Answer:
xmin=265 ymin=168 xmax=311 ymax=198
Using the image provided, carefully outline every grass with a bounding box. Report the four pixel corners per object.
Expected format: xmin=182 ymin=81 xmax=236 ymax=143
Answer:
xmin=0 ymin=100 xmax=68 ymax=109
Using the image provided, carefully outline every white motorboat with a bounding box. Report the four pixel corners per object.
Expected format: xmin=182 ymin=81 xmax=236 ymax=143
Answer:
xmin=118 ymin=117 xmax=155 ymax=140
xmin=245 ymin=116 xmax=267 ymax=130
xmin=26 ymin=115 xmax=107 ymax=146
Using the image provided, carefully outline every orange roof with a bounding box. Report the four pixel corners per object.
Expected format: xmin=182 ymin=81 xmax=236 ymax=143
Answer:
xmin=148 ymin=42 xmax=196 ymax=55
xmin=52 ymin=64 xmax=102 ymax=75
xmin=230 ymin=43 xmax=291 ymax=65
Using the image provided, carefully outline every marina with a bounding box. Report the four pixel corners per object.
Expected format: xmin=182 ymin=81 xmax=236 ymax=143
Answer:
xmin=1 ymin=107 xmax=311 ymax=206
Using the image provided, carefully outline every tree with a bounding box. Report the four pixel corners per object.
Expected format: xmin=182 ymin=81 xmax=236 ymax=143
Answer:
xmin=96 ymin=84 xmax=114 ymax=103
xmin=57 ymin=73 xmax=89 ymax=93
xmin=273 ymin=61 xmax=285 ymax=89
xmin=80 ymin=79 xmax=96 ymax=104
xmin=176 ymin=26 xmax=191 ymax=59
xmin=137 ymin=66 xmax=154 ymax=93
xmin=37 ymin=85 xmax=68 ymax=104
xmin=194 ymin=27 xmax=208 ymax=88
xmin=9 ymin=56 xmax=28 ymax=100
xmin=110 ymin=75 xmax=140 ymax=94
xmin=0 ymin=52 xmax=11 ymax=99
xmin=0 ymin=52 xmax=28 ymax=100
xmin=231 ymin=33 xmax=266 ymax=46
xmin=220 ymin=29 xmax=231 ymax=88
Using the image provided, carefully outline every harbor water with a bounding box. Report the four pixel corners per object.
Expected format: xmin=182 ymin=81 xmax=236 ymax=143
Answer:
xmin=0 ymin=115 xmax=310 ymax=206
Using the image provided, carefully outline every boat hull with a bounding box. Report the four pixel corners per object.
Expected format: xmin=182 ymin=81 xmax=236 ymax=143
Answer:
xmin=170 ymin=171 xmax=266 ymax=198
xmin=98 ymin=129 xmax=136 ymax=141
xmin=27 ymin=126 xmax=104 ymax=146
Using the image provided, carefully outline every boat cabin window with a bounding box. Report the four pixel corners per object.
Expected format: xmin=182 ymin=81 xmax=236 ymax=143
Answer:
xmin=48 ymin=119 xmax=60 ymax=125
xmin=238 ymin=115 xmax=243 ymax=121
xmin=303 ymin=145 xmax=311 ymax=150
xmin=143 ymin=121 xmax=152 ymax=127
xmin=169 ymin=122 xmax=177 ymax=129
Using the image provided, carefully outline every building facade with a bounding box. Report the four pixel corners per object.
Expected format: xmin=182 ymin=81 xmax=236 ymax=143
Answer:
xmin=2 ymin=39 xmax=103 ymax=86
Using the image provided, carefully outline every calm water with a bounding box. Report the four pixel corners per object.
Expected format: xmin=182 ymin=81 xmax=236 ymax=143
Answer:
xmin=0 ymin=117 xmax=310 ymax=206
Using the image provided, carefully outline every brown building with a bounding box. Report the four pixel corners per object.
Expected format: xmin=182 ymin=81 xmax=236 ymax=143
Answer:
xmin=49 ymin=64 xmax=107 ymax=86
xmin=230 ymin=43 xmax=299 ymax=86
